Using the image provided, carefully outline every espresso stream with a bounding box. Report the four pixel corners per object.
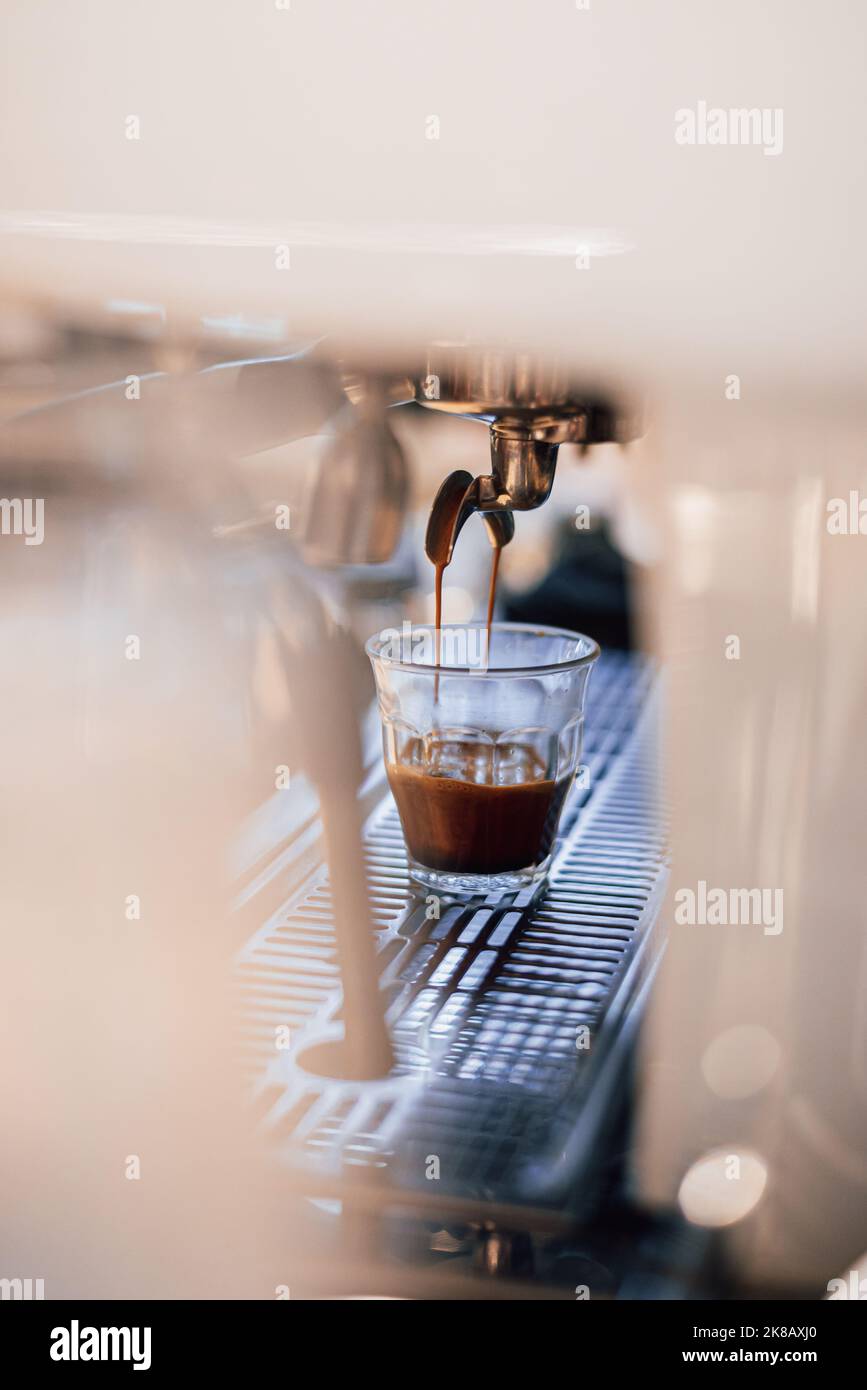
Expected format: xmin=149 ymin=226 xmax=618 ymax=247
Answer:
xmin=433 ymin=537 xmax=501 ymax=674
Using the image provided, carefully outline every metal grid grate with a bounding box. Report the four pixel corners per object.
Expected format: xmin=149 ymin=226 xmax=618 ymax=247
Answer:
xmin=237 ymin=651 xmax=667 ymax=1209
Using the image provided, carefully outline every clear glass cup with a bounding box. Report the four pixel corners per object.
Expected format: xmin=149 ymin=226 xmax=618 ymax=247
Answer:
xmin=366 ymin=622 xmax=600 ymax=895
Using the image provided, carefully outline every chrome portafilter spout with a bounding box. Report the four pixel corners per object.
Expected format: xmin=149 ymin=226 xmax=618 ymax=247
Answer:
xmin=416 ymin=344 xmax=641 ymax=558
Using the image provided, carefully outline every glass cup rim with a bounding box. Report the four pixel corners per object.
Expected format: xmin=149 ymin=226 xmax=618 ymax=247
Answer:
xmin=365 ymin=621 xmax=601 ymax=678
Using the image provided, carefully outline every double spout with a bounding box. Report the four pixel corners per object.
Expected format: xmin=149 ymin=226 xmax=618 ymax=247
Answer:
xmin=423 ymin=432 xmax=559 ymax=568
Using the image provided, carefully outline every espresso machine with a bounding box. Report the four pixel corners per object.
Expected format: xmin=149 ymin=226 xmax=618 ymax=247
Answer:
xmin=2 ymin=0 xmax=866 ymax=1302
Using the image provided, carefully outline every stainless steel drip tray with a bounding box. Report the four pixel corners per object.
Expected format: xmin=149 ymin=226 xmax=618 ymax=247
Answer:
xmin=237 ymin=652 xmax=667 ymax=1217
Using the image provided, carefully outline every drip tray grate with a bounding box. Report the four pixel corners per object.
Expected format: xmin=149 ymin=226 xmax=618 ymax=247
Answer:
xmin=237 ymin=652 xmax=667 ymax=1211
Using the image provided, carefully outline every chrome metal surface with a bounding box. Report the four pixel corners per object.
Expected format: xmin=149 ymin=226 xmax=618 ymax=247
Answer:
xmin=304 ymin=413 xmax=408 ymax=565
xmin=413 ymin=344 xmax=635 ymax=441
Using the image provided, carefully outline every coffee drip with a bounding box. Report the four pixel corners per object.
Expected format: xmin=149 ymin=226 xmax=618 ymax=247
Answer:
xmin=425 ymin=469 xmax=514 ymax=674
xmin=484 ymin=543 xmax=501 ymax=645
